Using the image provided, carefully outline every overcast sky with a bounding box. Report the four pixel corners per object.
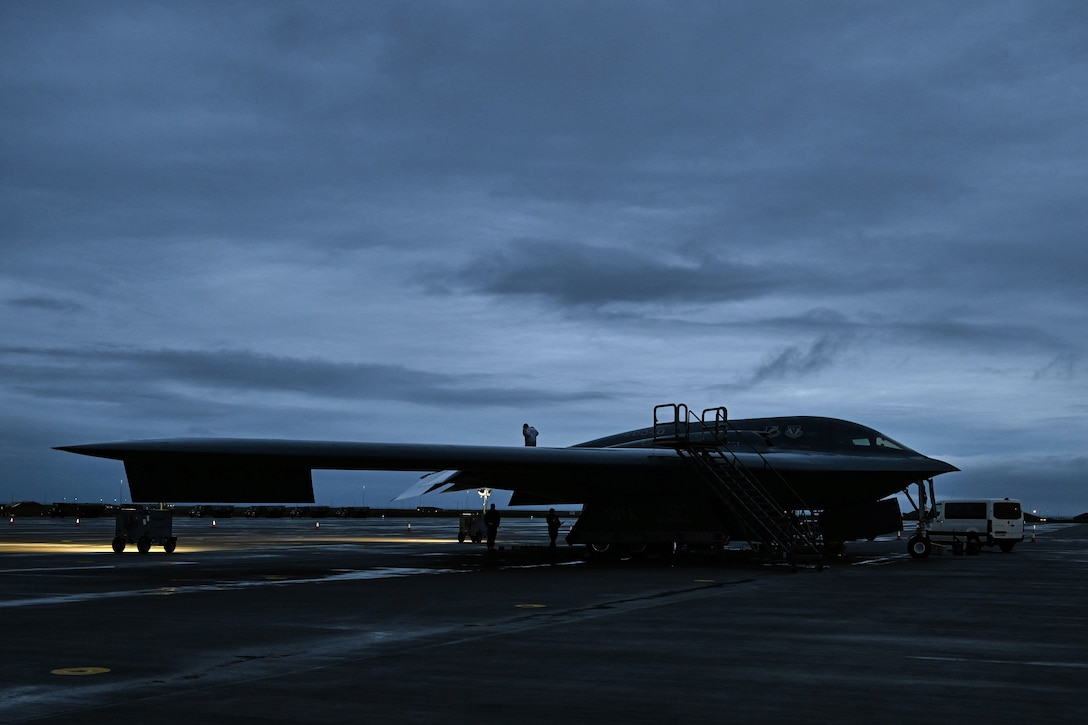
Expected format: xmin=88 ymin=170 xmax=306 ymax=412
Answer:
xmin=3 ymin=1 xmax=1086 ymax=515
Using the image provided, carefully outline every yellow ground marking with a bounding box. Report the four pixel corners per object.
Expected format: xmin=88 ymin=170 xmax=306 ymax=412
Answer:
xmin=0 ymin=536 xmax=460 ymax=555
xmin=51 ymin=667 xmax=111 ymax=676
xmin=515 ymin=603 xmax=547 ymax=608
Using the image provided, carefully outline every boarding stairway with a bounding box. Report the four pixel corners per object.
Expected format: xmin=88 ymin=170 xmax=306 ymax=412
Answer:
xmin=653 ymin=404 xmax=824 ymax=566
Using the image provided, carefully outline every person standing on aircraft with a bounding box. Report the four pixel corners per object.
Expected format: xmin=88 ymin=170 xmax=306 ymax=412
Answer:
xmin=484 ymin=503 xmax=501 ymax=551
xmin=545 ymin=508 xmax=562 ymax=549
xmin=522 ymin=423 xmax=539 ymax=446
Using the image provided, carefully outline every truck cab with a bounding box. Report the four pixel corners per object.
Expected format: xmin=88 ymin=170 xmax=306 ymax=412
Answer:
xmin=927 ymin=498 xmax=1023 ymax=554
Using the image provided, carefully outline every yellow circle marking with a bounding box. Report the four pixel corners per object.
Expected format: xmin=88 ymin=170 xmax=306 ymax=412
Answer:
xmin=515 ymin=603 xmax=546 ymax=609
xmin=52 ymin=667 xmax=111 ymax=676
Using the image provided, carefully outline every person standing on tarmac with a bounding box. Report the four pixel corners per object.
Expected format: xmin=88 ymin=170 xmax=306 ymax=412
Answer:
xmin=522 ymin=423 xmax=539 ymax=446
xmin=545 ymin=508 xmax=562 ymax=549
xmin=484 ymin=503 xmax=501 ymax=551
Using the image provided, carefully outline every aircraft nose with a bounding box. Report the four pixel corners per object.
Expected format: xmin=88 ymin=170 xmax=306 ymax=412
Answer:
xmin=927 ymin=456 xmax=960 ymax=474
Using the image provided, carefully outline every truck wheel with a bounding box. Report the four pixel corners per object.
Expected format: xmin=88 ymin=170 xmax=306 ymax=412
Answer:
xmin=457 ymin=532 xmax=465 ymax=543
xmin=137 ymin=535 xmax=152 ymax=554
xmin=907 ymin=535 xmax=931 ymax=559
xmin=112 ymin=536 xmax=126 ymax=554
xmin=966 ymin=534 xmax=981 ymax=555
xmin=998 ymin=541 xmax=1015 ymax=553
xmin=164 ymin=537 xmax=177 ymax=554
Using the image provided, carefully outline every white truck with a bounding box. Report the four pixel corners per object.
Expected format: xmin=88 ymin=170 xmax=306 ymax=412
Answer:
xmin=916 ymin=498 xmax=1023 ymax=556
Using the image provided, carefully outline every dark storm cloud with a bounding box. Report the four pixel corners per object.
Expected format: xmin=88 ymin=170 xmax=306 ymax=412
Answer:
xmin=446 ymin=237 xmax=1083 ymax=371
xmin=443 ymin=241 xmax=906 ymax=308
xmin=1033 ymin=351 xmax=1080 ymax=382
xmin=6 ymin=296 xmax=84 ymax=314
xmin=0 ymin=346 xmax=605 ymax=409
xmin=5 ymin=1 xmax=1086 ymax=267
xmin=741 ymin=337 xmax=843 ymax=388
xmin=449 ymin=242 xmax=783 ymax=306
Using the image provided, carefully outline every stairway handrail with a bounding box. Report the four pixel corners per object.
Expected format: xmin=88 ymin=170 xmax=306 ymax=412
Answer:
xmin=695 ymin=408 xmax=815 ymax=517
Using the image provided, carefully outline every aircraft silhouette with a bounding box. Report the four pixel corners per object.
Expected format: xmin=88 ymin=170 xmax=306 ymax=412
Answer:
xmin=57 ymin=404 xmax=956 ymax=554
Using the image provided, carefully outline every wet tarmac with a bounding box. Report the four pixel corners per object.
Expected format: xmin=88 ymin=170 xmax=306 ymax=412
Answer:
xmin=2 ymin=517 xmax=1086 ymax=723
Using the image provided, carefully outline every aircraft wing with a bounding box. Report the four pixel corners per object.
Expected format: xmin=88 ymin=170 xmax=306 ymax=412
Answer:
xmin=54 ymin=439 xmax=684 ymax=504
xmin=57 ymin=435 xmax=957 ymax=507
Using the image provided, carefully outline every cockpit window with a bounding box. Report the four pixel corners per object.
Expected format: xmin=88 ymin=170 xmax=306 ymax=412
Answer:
xmin=829 ymin=422 xmax=908 ymax=452
xmin=738 ymin=418 xmax=915 ymax=454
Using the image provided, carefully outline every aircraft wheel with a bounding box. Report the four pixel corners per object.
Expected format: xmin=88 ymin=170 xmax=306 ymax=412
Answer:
xmin=907 ymin=535 xmax=931 ymax=559
xmin=112 ymin=536 xmax=126 ymax=554
xmin=587 ymin=543 xmax=611 ymax=558
xmin=137 ymin=535 xmax=152 ymax=554
xmin=966 ymin=534 xmax=982 ymax=556
xmin=998 ymin=541 xmax=1015 ymax=553
xmin=163 ymin=537 xmax=177 ymax=554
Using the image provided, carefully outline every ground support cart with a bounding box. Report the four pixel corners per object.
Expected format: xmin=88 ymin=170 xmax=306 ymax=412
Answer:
xmin=113 ymin=507 xmax=176 ymax=554
xmin=458 ymin=512 xmax=484 ymax=544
